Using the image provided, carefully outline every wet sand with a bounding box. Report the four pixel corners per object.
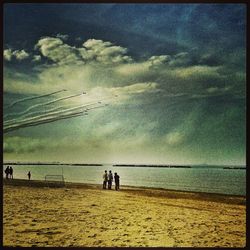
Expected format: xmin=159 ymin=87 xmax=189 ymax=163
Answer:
xmin=3 ymin=179 xmax=246 ymax=247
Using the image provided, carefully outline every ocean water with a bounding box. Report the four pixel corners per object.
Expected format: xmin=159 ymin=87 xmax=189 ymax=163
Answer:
xmin=3 ymin=164 xmax=246 ymax=196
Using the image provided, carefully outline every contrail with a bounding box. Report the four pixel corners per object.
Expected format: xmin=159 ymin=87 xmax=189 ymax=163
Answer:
xmin=7 ymin=89 xmax=67 ymax=108
xmin=4 ymin=92 xmax=85 ymax=119
xmin=20 ymin=104 xmax=75 ymax=119
xmin=4 ymin=101 xmax=104 ymax=127
xmin=4 ymin=110 xmax=85 ymax=133
xmin=3 ymin=104 xmax=107 ymax=133
xmin=4 ymin=99 xmax=105 ymax=126
xmin=44 ymin=93 xmax=84 ymax=105
xmin=4 ymin=93 xmax=116 ymax=133
xmin=3 ymin=103 xmax=107 ymax=133
xmin=4 ymin=104 xmax=73 ymax=125
xmin=4 ymin=115 xmax=79 ymax=133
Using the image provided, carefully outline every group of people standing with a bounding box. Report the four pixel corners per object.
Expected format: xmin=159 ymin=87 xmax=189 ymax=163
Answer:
xmin=103 ymin=170 xmax=120 ymax=190
xmin=4 ymin=166 xmax=31 ymax=180
xmin=4 ymin=166 xmax=13 ymax=179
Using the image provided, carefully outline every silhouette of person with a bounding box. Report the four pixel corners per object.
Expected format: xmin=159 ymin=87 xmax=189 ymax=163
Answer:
xmin=9 ymin=166 xmax=13 ymax=179
xmin=103 ymin=170 xmax=108 ymax=189
xmin=114 ymin=172 xmax=120 ymax=191
xmin=5 ymin=166 xmax=10 ymax=179
xmin=108 ymin=170 xmax=113 ymax=189
xmin=28 ymin=171 xmax=31 ymax=180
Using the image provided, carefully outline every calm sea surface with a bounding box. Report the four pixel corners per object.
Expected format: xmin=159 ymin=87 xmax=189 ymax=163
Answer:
xmin=3 ymin=164 xmax=246 ymax=196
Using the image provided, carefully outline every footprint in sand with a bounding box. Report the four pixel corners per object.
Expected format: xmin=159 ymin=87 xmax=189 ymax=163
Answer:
xmin=88 ymin=234 xmax=97 ymax=238
xmin=94 ymin=240 xmax=103 ymax=244
xmin=46 ymin=231 xmax=62 ymax=235
xmin=82 ymin=210 xmax=90 ymax=214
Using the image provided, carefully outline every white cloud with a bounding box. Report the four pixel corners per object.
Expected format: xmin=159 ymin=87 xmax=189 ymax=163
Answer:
xmin=56 ymin=33 xmax=69 ymax=40
xmin=169 ymin=52 xmax=190 ymax=67
xmin=206 ymin=86 xmax=231 ymax=94
xmin=115 ymin=55 xmax=170 ymax=77
xmin=83 ymin=39 xmax=112 ymax=50
xmin=147 ymin=55 xmax=171 ymax=67
xmin=172 ymin=65 xmax=220 ymax=79
xmin=94 ymin=121 xmax=122 ymax=137
xmin=35 ymin=37 xmax=80 ymax=65
xmin=35 ymin=37 xmax=133 ymax=65
xmin=110 ymin=82 xmax=160 ymax=95
xmin=165 ymin=131 xmax=186 ymax=146
xmin=32 ymin=55 xmax=41 ymax=62
xmin=13 ymin=50 xmax=30 ymax=60
xmin=82 ymin=39 xmax=133 ymax=64
xmin=116 ymin=62 xmax=149 ymax=76
xmin=206 ymin=87 xmax=219 ymax=93
xmin=3 ymin=136 xmax=45 ymax=153
xmin=4 ymin=49 xmax=13 ymax=61
xmin=4 ymin=49 xmax=29 ymax=61
xmin=88 ymin=82 xmax=161 ymax=104
xmin=5 ymin=36 xmax=235 ymax=104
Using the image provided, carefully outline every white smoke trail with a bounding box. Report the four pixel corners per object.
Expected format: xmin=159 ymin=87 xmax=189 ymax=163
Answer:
xmin=3 ymin=104 xmax=72 ymax=125
xmin=4 ymin=111 xmax=85 ymax=133
xmin=4 ymin=92 xmax=84 ymax=119
xmin=4 ymin=91 xmax=116 ymax=133
xmin=4 ymin=101 xmax=104 ymax=128
xmin=7 ymin=89 xmax=67 ymax=108
xmin=5 ymin=101 xmax=99 ymax=124
xmin=4 ymin=104 xmax=107 ymax=133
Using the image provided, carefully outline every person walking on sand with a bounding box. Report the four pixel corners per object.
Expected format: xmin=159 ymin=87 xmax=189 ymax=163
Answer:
xmin=5 ymin=166 xmax=10 ymax=179
xmin=28 ymin=171 xmax=31 ymax=180
xmin=103 ymin=170 xmax=108 ymax=189
xmin=9 ymin=166 xmax=13 ymax=179
xmin=114 ymin=172 xmax=120 ymax=191
xmin=108 ymin=170 xmax=113 ymax=189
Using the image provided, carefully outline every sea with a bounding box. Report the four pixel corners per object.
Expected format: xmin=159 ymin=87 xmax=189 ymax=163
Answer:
xmin=3 ymin=164 xmax=246 ymax=196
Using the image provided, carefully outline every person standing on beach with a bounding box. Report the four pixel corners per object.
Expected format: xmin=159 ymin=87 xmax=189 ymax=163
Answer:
xmin=5 ymin=166 xmax=10 ymax=179
xmin=28 ymin=171 xmax=31 ymax=180
xmin=114 ymin=172 xmax=120 ymax=191
xmin=108 ymin=170 xmax=113 ymax=189
xmin=103 ymin=170 xmax=108 ymax=189
xmin=9 ymin=166 xmax=13 ymax=179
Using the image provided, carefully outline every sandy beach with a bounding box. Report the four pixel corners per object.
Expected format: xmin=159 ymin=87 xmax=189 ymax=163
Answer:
xmin=3 ymin=179 xmax=246 ymax=247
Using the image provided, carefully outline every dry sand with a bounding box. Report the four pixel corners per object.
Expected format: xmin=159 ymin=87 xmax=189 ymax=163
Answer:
xmin=3 ymin=179 xmax=246 ymax=247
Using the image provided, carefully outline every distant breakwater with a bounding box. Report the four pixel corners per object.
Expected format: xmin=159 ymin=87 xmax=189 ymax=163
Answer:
xmin=113 ymin=164 xmax=191 ymax=168
xmin=3 ymin=163 xmax=103 ymax=167
xmin=223 ymin=167 xmax=246 ymax=170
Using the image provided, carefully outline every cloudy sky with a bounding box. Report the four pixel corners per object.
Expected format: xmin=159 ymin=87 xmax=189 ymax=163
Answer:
xmin=3 ymin=3 xmax=246 ymax=165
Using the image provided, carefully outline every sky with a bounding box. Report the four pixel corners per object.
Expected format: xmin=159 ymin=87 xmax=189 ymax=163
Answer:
xmin=3 ymin=3 xmax=246 ymax=165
